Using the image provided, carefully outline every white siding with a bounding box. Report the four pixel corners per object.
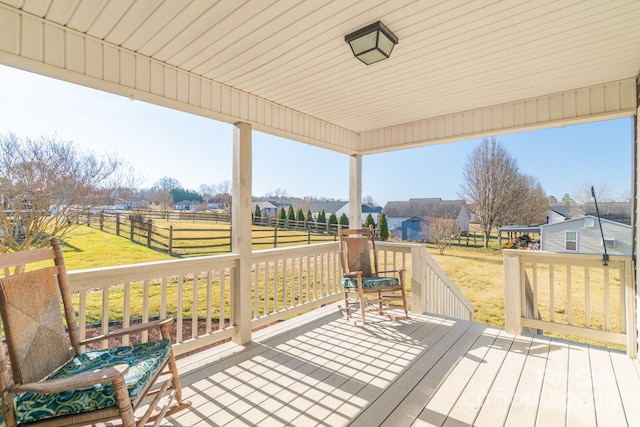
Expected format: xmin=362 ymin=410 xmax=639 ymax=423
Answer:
xmin=540 ymin=216 xmax=631 ymax=255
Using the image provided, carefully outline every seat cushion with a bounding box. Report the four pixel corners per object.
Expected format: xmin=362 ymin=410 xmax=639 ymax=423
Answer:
xmin=14 ymin=339 xmax=172 ymax=424
xmin=342 ymin=276 xmax=399 ymax=289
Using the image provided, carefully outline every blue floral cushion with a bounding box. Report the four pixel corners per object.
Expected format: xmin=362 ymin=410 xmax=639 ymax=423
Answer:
xmin=13 ymin=339 xmax=172 ymax=424
xmin=342 ymin=276 xmax=400 ymax=289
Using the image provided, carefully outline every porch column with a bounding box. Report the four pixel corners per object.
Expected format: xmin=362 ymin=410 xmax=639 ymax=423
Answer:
xmin=232 ymin=122 xmax=252 ymax=345
xmin=349 ymin=154 xmax=362 ymax=228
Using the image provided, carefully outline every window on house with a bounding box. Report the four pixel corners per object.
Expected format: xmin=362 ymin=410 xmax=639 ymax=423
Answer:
xmin=565 ymin=231 xmax=578 ymax=251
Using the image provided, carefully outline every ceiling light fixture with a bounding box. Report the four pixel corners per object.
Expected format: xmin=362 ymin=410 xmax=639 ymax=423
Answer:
xmin=345 ymin=21 xmax=398 ymax=65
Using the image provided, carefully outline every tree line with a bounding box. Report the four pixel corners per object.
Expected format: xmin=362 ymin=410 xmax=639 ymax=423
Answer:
xmin=253 ymin=205 xmax=390 ymax=240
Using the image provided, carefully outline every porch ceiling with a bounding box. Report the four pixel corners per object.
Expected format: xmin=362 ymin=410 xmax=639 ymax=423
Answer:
xmin=0 ymin=1 xmax=639 ymax=154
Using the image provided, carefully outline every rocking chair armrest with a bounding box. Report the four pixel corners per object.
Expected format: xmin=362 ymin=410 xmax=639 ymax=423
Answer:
xmin=377 ymin=269 xmax=406 ymax=275
xmin=344 ymin=271 xmax=363 ymax=278
xmin=10 ymin=364 xmax=129 ymax=394
xmin=80 ymin=318 xmax=174 ymax=345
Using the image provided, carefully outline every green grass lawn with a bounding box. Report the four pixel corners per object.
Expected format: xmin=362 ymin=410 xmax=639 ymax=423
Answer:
xmin=427 ymin=243 xmax=506 ymax=327
xmin=61 ymin=226 xmax=174 ymax=270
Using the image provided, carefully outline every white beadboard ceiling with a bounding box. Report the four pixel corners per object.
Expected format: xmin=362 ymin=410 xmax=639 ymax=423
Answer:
xmin=2 ymin=0 xmax=640 ymax=151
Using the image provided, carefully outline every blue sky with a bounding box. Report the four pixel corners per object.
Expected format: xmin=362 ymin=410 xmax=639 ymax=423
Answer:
xmin=0 ymin=64 xmax=633 ymax=207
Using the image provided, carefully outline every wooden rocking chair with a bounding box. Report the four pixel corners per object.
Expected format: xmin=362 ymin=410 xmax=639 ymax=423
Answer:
xmin=0 ymin=237 xmax=190 ymax=426
xmin=338 ymin=226 xmax=409 ymax=324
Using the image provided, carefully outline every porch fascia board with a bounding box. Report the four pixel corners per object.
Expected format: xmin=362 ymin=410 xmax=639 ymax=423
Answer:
xmin=0 ymin=4 xmax=358 ymax=155
xmin=358 ymin=78 xmax=637 ymax=154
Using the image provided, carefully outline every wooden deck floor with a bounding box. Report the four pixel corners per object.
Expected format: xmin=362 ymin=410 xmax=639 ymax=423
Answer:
xmin=167 ymin=306 xmax=640 ymax=426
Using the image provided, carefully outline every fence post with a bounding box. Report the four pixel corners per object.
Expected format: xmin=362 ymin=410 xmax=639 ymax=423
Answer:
xmin=308 ymin=229 xmax=311 ymax=245
xmin=273 ymin=226 xmax=278 ymax=248
xmin=168 ymin=225 xmax=173 ymax=256
xmin=116 ymin=213 xmax=120 ymax=236
xmin=87 ymin=212 xmax=91 ymax=227
xmin=99 ymin=211 xmax=104 ymax=231
xmin=146 ymin=219 xmax=153 ymax=247
xmin=129 ymin=217 xmax=134 ymax=241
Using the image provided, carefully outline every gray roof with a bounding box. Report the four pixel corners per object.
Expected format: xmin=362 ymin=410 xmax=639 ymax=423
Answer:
xmin=584 ymin=202 xmax=632 ymax=225
xmin=290 ymin=201 xmax=347 ymax=214
xmin=549 ymin=205 xmax=573 ymax=218
xmin=383 ymin=198 xmax=466 ymax=218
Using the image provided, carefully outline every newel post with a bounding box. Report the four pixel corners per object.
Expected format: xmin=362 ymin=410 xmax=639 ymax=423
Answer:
xmin=503 ymin=250 xmax=523 ymax=335
xmin=410 ymin=245 xmax=425 ymax=315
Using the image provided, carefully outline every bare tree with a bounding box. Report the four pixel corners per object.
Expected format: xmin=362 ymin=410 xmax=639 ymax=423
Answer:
xmin=0 ymin=133 xmax=132 ymax=251
xmin=422 ymin=216 xmax=459 ymax=254
xmin=149 ymin=176 xmax=181 ymax=216
xmin=214 ymin=180 xmax=231 ymax=195
xmin=363 ymin=195 xmax=377 ymax=206
xmin=570 ymin=179 xmax=613 ymax=217
xmin=499 ymin=174 xmax=548 ymax=226
xmin=459 ymin=138 xmax=521 ymax=247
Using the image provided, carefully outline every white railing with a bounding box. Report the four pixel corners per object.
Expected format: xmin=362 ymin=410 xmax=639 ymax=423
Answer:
xmin=503 ymin=250 xmax=636 ymax=357
xmin=68 ymin=254 xmax=239 ymax=357
xmin=249 ymin=243 xmax=343 ymax=329
xmin=66 ymin=241 xmax=472 ymax=357
xmin=402 ymin=242 xmax=475 ymax=321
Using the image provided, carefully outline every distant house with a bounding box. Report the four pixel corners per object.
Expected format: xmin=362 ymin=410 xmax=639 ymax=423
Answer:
xmin=174 ymin=200 xmax=194 ymax=211
xmin=546 ymin=205 xmax=574 ymax=224
xmin=335 ymin=203 xmax=383 ymax=224
xmin=113 ymin=197 xmax=149 ymax=210
xmin=290 ymin=201 xmax=348 ymax=220
xmin=251 ymin=201 xmax=278 ymax=217
xmin=401 ymin=217 xmax=429 ymax=242
xmin=540 ymin=215 xmax=631 ymax=255
xmin=383 ymin=198 xmax=470 ymax=237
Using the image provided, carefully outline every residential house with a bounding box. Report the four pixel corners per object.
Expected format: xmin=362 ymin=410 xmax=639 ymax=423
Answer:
xmin=174 ymin=200 xmax=194 ymax=211
xmin=290 ymin=201 xmax=348 ymax=220
xmin=114 ymin=197 xmax=149 ymax=210
xmin=400 ymin=216 xmax=429 ymax=242
xmin=251 ymin=201 xmax=278 ymax=218
xmin=335 ymin=203 xmax=383 ymax=225
xmin=546 ymin=205 xmax=574 ymax=223
xmin=540 ymin=215 xmax=632 ymax=256
xmin=383 ymin=198 xmax=470 ymax=238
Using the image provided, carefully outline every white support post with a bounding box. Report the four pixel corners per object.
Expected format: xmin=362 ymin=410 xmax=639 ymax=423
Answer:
xmin=503 ymin=251 xmax=523 ymax=335
xmin=232 ymin=122 xmax=252 ymax=345
xmin=349 ymin=154 xmax=362 ymax=228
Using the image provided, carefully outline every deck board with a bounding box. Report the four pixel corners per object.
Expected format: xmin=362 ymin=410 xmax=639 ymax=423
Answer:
xmin=504 ymin=335 xmax=550 ymax=427
xmin=443 ymin=329 xmax=513 ymax=426
xmin=535 ymin=338 xmax=569 ymax=426
xmin=166 ymin=306 xmax=640 ymax=426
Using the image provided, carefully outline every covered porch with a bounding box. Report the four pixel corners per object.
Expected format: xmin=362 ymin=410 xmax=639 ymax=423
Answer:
xmin=1 ymin=1 xmax=640 ymax=426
